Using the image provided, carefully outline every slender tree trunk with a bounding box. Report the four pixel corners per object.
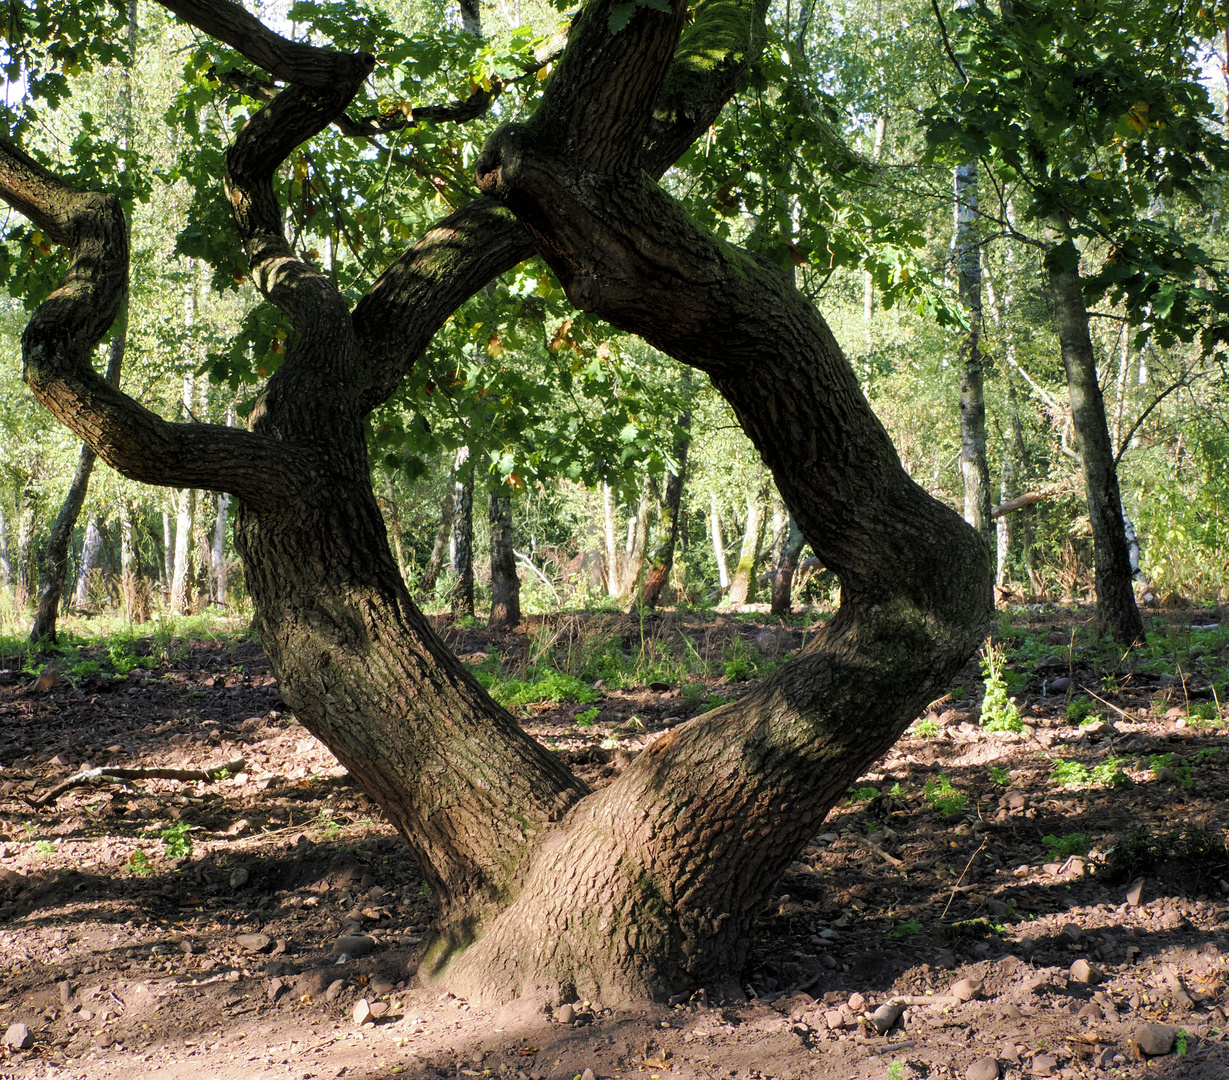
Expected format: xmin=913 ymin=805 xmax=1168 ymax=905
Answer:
xmin=769 ymin=512 xmax=805 ymax=617
xmin=488 ymin=489 xmax=521 ymax=628
xmin=31 ymin=332 xmax=125 ymax=641
xmin=726 ymin=488 xmax=764 ymax=606
xmin=602 ymin=482 xmax=620 ymax=596
xmin=1046 ymin=230 xmax=1144 ymax=644
xmin=639 ymin=403 xmax=691 ymax=607
xmin=211 ymin=494 xmax=230 ymax=604
xmin=620 ymin=477 xmax=652 ymax=597
xmin=954 ymin=162 xmax=993 ymax=549
xmin=709 ymin=494 xmax=730 ymax=591
xmin=170 ymin=487 xmax=196 ymax=614
xmin=73 ymin=517 xmax=104 ymax=609
xmin=420 ymin=487 xmax=455 ymax=594
xmin=451 ymin=448 xmax=475 ymax=618
xmin=383 ymin=475 xmax=408 ymax=582
xmin=0 ymin=506 xmax=11 ymax=587
xmin=14 ymin=487 xmax=38 ymax=611
xmin=120 ymin=501 xmax=151 ymax=623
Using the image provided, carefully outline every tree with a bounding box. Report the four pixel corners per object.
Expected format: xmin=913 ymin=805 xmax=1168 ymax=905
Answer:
xmin=2 ymin=0 xmax=991 ymax=1005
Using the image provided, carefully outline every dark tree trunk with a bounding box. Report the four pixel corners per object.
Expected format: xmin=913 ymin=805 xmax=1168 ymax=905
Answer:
xmin=639 ymin=406 xmax=690 ymax=607
xmin=954 ymin=163 xmax=993 ymax=550
xmin=488 ymin=489 xmax=520 ymax=628
xmin=2 ymin=0 xmax=993 ymax=1009
xmin=769 ymin=513 xmax=805 ymax=617
xmin=450 ymin=455 xmax=475 ymax=618
xmin=31 ymin=332 xmax=124 ymax=642
xmin=1046 ymin=236 xmax=1144 ymax=645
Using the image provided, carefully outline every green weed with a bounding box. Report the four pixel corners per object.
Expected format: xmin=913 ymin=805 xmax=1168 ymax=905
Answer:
xmin=1065 ymin=697 xmax=1095 ymax=723
xmin=847 ymin=785 xmax=879 ymax=803
xmin=912 ymin=718 xmax=941 ymax=738
xmin=575 ymin=706 xmax=600 ymax=727
xmin=923 ymin=775 xmax=967 ymax=818
xmin=161 ymin=822 xmax=193 ymax=860
xmin=130 ymin=850 xmax=155 ymax=876
xmin=888 ymin=920 xmax=923 ymax=940
xmin=979 ymin=639 xmax=1023 ymax=733
xmin=1042 ymin=833 xmax=1090 ymax=859
xmin=988 ymin=765 xmax=1010 ymax=786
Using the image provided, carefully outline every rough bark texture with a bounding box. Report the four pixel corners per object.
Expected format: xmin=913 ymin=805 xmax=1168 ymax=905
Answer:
xmin=1047 ymin=244 xmax=1144 ymax=645
xmin=709 ymin=494 xmax=730 ymax=591
xmin=419 ymin=489 xmax=454 ymax=594
xmin=451 ymin=461 xmax=475 ymax=618
xmin=2 ymin=0 xmax=992 ymax=1008
xmin=488 ymin=490 xmax=521 ymax=629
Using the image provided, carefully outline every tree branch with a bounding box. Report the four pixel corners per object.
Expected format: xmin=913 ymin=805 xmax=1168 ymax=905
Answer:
xmin=1113 ymin=373 xmax=1199 ymax=466
xmin=0 ymin=139 xmax=302 ymax=509
xmin=156 ymin=0 xmax=374 ymax=87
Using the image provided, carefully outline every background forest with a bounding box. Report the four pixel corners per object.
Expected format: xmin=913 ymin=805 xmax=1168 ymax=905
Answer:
xmin=1 ymin=0 xmax=1227 ymax=636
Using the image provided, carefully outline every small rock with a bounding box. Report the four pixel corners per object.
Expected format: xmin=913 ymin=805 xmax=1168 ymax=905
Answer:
xmin=236 ymin=933 xmax=273 ymax=954
xmin=1069 ymin=959 xmax=1103 ymax=984
xmin=581 ymin=1071 xmax=596 ymax=1080
xmin=97 ymin=1031 xmax=115 ymax=1049
xmin=966 ymin=1056 xmax=999 ymax=1080
xmin=556 ymin=1003 xmax=576 ymax=1024
xmin=1078 ymin=1002 xmax=1103 ymax=1020
xmin=353 ymin=998 xmax=373 ymax=1026
xmin=57 ymin=980 xmax=72 ymax=1006
xmin=325 ymin=979 xmax=346 ymax=1002
xmin=847 ymin=992 xmax=866 ymax=1012
xmin=229 ymin=867 xmax=250 ymax=889
xmin=999 ymin=1042 xmax=1021 ymax=1064
xmin=1126 ymin=879 xmax=1145 ymax=907
xmin=335 ymin=934 xmax=376 ymax=957
xmin=824 ymin=1009 xmax=846 ymax=1030
xmin=1131 ymin=1022 xmax=1177 ymax=1057
xmin=871 ymin=1001 xmax=905 ymax=1034
xmin=267 ymin=977 xmax=286 ymax=1002
xmin=368 ymin=1001 xmax=389 ymax=1019
xmin=997 ymin=1004 xmax=1023 ymax=1020
xmin=1059 ymin=923 xmax=1083 ymax=943
xmin=950 ymin=977 xmax=982 ymax=1003
xmin=3 ymin=1022 xmax=33 ymax=1049
xmin=1031 ymin=1053 xmax=1058 ymax=1076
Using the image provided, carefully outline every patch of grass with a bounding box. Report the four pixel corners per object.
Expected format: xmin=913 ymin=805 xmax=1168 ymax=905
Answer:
xmin=923 ymin=774 xmax=967 ymax=818
xmin=574 ymin=706 xmax=600 ymax=728
xmin=1050 ymin=756 xmax=1128 ymax=788
xmin=847 ymin=785 xmax=879 ymax=803
xmin=888 ymin=919 xmax=923 ymax=940
xmin=477 ymin=669 xmax=600 ymax=712
xmin=1065 ymin=696 xmax=1095 ymax=723
xmin=1042 ymin=833 xmax=1090 ymax=859
xmin=988 ymin=765 xmax=1011 ymax=786
xmin=1090 ymin=757 xmax=1130 ymax=788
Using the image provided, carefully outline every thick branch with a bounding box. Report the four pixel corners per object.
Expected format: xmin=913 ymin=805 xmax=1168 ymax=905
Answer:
xmin=0 ymin=140 xmax=301 ymax=508
xmin=157 ymin=0 xmax=374 ymax=87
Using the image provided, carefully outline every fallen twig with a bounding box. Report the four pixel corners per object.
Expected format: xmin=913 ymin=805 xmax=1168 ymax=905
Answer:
xmin=855 ymin=836 xmax=904 ymax=867
xmin=28 ymin=757 xmax=245 ymax=809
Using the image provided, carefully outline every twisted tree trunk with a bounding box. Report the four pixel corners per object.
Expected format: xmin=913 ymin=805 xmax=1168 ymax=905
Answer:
xmin=2 ymin=0 xmax=992 ymax=1008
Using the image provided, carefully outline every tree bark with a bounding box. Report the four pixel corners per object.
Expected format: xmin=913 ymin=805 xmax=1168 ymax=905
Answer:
xmin=31 ymin=332 xmax=124 ymax=641
xmin=450 ymin=449 xmax=475 ymax=618
xmin=709 ymin=493 xmax=730 ymax=591
xmin=1046 ymin=233 xmax=1144 ymax=645
xmin=602 ymin=481 xmax=620 ymax=595
xmin=170 ymin=487 xmax=196 ymax=614
xmin=726 ymin=487 xmax=764 ymax=606
xmin=2 ymin=0 xmax=992 ymax=1008
xmin=420 ymin=488 xmax=454 ymax=594
xmin=769 ymin=512 xmax=805 ymax=617
xmin=488 ymin=489 xmax=520 ymax=628
xmin=73 ymin=517 xmax=104 ymax=609
xmin=639 ymin=402 xmax=691 ymax=608
xmin=120 ymin=501 xmax=151 ymax=623
xmin=954 ymin=163 xmax=993 ymax=550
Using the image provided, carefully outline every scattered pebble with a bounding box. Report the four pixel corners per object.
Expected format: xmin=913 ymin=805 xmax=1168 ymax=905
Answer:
xmin=236 ymin=932 xmax=273 ymax=953
xmin=1131 ymin=1022 xmax=1177 ymax=1058
xmin=335 ymin=934 xmax=376 ymax=957
xmin=950 ymin=977 xmax=982 ymax=1003
xmin=353 ymin=998 xmax=373 ymax=1026
xmin=966 ymin=1056 xmax=999 ymax=1080
xmin=1068 ymin=959 xmax=1103 ymax=984
xmin=556 ymin=1003 xmax=576 ymax=1024
xmin=2 ymin=1022 xmax=33 ymax=1050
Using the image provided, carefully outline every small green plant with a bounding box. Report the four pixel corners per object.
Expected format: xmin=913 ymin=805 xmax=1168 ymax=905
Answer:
xmin=979 ymin=639 xmax=1023 ymax=733
xmin=418 ymin=880 xmax=431 ymax=899
xmin=1050 ymin=758 xmax=1089 ymax=786
xmin=888 ymin=1062 xmax=906 ymax=1080
xmin=34 ymin=839 xmax=55 ymax=856
xmin=314 ymin=807 xmax=341 ymax=841
xmin=847 ymin=785 xmax=879 ymax=803
xmin=108 ymin=640 xmax=141 ymax=677
xmin=130 ymin=849 xmax=155 ymax=876
xmin=888 ymin=781 xmax=907 ymax=798
xmin=1176 ymin=1029 xmax=1189 ymax=1055
xmin=1090 ymin=757 xmax=1130 ymax=788
xmin=1148 ymin=752 xmax=1176 ymax=773
xmin=912 ymin=718 xmax=941 ymax=738
xmin=161 ymin=822 xmax=194 ymax=859
xmin=888 ymin=920 xmax=923 ymax=940
xmin=575 ymin=706 xmax=600 ymax=727
xmin=1042 ymin=833 xmax=1090 ymax=859
xmin=1065 ymin=696 xmax=1095 ymax=723
xmin=988 ymin=765 xmax=1010 ymax=786
xmin=66 ymin=659 xmax=102 ymax=679
xmin=923 ymin=774 xmax=967 ymax=817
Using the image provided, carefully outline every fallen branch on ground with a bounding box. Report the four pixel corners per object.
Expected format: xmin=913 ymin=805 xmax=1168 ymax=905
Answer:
xmin=27 ymin=757 xmax=246 ymax=809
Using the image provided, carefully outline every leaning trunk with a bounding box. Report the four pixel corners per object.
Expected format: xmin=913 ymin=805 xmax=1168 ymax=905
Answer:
xmin=488 ymin=489 xmax=520 ymax=628
xmin=30 ymin=331 xmax=124 ymax=641
xmin=1046 ymin=235 xmax=1144 ymax=645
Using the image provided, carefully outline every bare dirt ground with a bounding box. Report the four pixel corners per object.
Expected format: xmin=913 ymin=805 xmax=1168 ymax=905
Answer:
xmin=0 ymin=605 xmax=1227 ymax=1080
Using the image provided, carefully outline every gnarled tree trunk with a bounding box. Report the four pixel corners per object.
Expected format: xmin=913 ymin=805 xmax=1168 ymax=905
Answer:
xmin=2 ymin=0 xmax=992 ymax=1009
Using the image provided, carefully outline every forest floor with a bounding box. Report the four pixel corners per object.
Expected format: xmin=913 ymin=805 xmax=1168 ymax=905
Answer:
xmin=0 ymin=603 xmax=1227 ymax=1080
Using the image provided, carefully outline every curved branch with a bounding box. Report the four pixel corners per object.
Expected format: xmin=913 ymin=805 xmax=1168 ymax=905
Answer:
xmin=0 ymin=139 xmax=301 ymax=509
xmin=157 ymin=0 xmax=374 ymax=87
xmin=1113 ymin=373 xmax=1196 ymax=466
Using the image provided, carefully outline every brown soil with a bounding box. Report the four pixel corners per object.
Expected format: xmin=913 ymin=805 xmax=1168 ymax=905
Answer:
xmin=0 ymin=606 xmax=1227 ymax=1080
